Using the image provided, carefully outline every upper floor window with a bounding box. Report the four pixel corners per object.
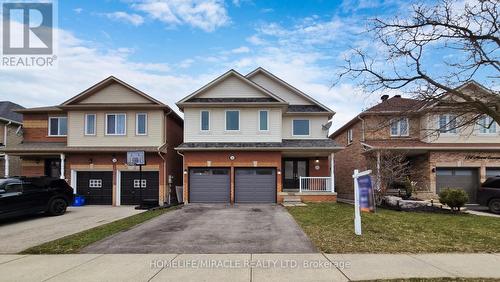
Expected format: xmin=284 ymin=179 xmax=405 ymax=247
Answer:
xmin=293 ymin=119 xmax=310 ymax=136
xmin=106 ymin=113 xmax=126 ymax=135
xmin=225 ymin=110 xmax=240 ymax=131
xmin=477 ymin=115 xmax=497 ymax=134
xmin=84 ymin=114 xmax=96 ymax=136
xmin=200 ymin=110 xmax=210 ymax=131
xmin=259 ymin=110 xmax=268 ymax=131
xmin=439 ymin=114 xmax=457 ymax=134
xmin=136 ymin=113 xmax=147 ymax=135
xmin=390 ymin=117 xmax=409 ymax=137
xmin=48 ymin=117 xmax=67 ymax=136
xmin=347 ymin=129 xmax=353 ymax=144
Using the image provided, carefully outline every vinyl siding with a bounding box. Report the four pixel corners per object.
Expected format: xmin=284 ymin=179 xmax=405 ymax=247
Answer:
xmin=197 ymin=76 xmax=269 ymax=99
xmin=183 ymin=107 xmax=282 ymax=142
xmin=423 ymin=114 xmax=500 ymax=143
xmin=282 ymin=115 xmax=329 ymax=139
xmin=67 ymin=110 xmax=164 ymax=147
xmin=79 ymin=83 xmax=154 ymax=104
xmin=248 ymin=73 xmax=313 ymax=105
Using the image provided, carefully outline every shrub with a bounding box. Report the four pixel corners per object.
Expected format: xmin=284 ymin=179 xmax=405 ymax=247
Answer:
xmin=439 ymin=188 xmax=469 ymax=212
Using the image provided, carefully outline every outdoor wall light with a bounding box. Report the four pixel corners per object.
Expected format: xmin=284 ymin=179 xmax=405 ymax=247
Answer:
xmin=229 ymin=155 xmax=236 ymax=161
xmin=183 ymin=169 xmax=188 ymax=175
xmin=315 ymin=159 xmax=320 ymax=163
xmin=432 ymin=168 xmax=436 ymax=173
xmin=277 ymin=169 xmax=281 ymax=175
xmin=88 ymin=158 xmax=93 ymax=164
xmin=111 ymin=158 xmax=117 ymax=163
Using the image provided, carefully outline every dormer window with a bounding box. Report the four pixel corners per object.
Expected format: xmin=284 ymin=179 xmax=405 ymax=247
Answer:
xmin=477 ymin=115 xmax=497 ymax=134
xmin=390 ymin=117 xmax=409 ymax=137
xmin=439 ymin=114 xmax=457 ymax=134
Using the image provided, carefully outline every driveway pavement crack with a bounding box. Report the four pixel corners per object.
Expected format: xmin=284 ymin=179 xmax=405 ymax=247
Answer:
xmin=321 ymin=253 xmax=351 ymax=281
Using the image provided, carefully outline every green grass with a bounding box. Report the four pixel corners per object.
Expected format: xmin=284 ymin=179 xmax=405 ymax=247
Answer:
xmin=21 ymin=206 xmax=177 ymax=254
xmin=287 ymin=203 xmax=500 ymax=253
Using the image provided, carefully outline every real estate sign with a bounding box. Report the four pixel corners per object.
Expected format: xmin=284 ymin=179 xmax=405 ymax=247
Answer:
xmin=357 ymin=175 xmax=375 ymax=213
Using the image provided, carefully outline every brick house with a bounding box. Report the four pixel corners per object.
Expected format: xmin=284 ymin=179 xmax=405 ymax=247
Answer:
xmin=331 ymin=81 xmax=500 ymax=202
xmin=175 ymin=68 xmax=343 ymax=204
xmin=1 ymin=76 xmax=183 ymax=206
xmin=0 ymin=101 xmax=24 ymax=177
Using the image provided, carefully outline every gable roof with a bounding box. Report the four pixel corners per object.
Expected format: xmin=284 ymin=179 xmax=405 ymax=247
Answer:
xmin=62 ymin=76 xmax=165 ymax=106
xmin=246 ymin=67 xmax=334 ymax=114
xmin=177 ymin=69 xmax=287 ymax=109
xmin=0 ymin=101 xmax=24 ymax=124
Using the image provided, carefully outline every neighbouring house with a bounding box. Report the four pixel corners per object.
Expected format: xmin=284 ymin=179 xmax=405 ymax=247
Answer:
xmin=0 ymin=101 xmax=24 ymax=177
xmin=331 ymin=81 xmax=500 ymax=202
xmin=1 ymin=76 xmax=183 ymax=206
xmin=175 ymin=68 xmax=343 ymax=204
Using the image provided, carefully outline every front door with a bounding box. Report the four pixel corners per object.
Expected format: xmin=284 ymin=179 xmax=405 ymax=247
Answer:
xmin=44 ymin=159 xmax=61 ymax=178
xmin=283 ymin=159 xmax=308 ymax=189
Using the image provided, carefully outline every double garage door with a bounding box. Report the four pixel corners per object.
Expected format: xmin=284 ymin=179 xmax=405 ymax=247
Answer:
xmin=189 ymin=167 xmax=276 ymax=203
xmin=76 ymin=171 xmax=159 ymax=205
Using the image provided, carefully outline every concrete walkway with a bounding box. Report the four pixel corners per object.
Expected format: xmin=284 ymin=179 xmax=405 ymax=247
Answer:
xmin=0 ymin=253 xmax=499 ymax=281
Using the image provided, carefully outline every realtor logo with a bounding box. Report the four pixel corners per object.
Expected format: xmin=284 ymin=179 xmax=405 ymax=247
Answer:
xmin=1 ymin=1 xmax=57 ymax=68
xmin=3 ymin=2 xmax=53 ymax=54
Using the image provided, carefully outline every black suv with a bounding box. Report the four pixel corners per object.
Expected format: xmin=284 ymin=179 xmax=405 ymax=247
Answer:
xmin=478 ymin=176 xmax=500 ymax=214
xmin=0 ymin=177 xmax=74 ymax=220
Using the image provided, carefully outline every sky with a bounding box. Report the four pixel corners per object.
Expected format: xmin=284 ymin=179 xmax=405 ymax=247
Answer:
xmin=0 ymin=0 xmax=482 ymax=131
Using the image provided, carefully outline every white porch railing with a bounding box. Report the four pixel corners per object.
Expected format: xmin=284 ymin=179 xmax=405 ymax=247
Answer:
xmin=299 ymin=177 xmax=334 ymax=192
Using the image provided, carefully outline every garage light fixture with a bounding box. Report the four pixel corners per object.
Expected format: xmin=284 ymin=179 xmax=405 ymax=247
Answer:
xmin=229 ymin=155 xmax=236 ymax=161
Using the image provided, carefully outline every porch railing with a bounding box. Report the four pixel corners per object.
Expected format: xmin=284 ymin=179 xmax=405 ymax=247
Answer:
xmin=299 ymin=177 xmax=334 ymax=192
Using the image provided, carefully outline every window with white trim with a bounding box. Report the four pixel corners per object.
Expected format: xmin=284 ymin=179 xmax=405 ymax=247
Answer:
xmin=89 ymin=179 xmax=102 ymax=188
xmin=225 ymin=110 xmax=239 ymax=131
xmin=390 ymin=117 xmax=409 ymax=137
xmin=200 ymin=110 xmax=210 ymax=131
xmin=136 ymin=113 xmax=147 ymax=135
xmin=106 ymin=113 xmax=126 ymax=135
xmin=85 ymin=114 xmax=96 ymax=135
xmin=48 ymin=117 xmax=67 ymax=136
xmin=477 ymin=115 xmax=497 ymax=134
xmin=133 ymin=179 xmax=147 ymax=188
xmin=259 ymin=110 xmax=269 ymax=131
xmin=347 ymin=129 xmax=353 ymax=144
xmin=438 ymin=114 xmax=457 ymax=134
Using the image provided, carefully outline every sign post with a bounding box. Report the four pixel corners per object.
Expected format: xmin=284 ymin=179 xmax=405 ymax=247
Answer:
xmin=352 ymin=169 xmax=372 ymax=235
xmin=127 ymin=151 xmax=146 ymax=205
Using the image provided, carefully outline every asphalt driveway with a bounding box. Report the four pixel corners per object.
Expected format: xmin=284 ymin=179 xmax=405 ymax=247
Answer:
xmin=0 ymin=206 xmax=143 ymax=254
xmin=82 ymin=204 xmax=317 ymax=254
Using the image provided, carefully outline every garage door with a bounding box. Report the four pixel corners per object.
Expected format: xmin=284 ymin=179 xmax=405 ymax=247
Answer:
xmin=76 ymin=171 xmax=113 ymax=205
xmin=189 ymin=168 xmax=230 ymax=203
xmin=121 ymin=171 xmax=159 ymax=205
xmin=235 ymin=168 xmax=276 ymax=203
xmin=436 ymin=168 xmax=479 ymax=203
xmin=486 ymin=168 xmax=500 ymax=178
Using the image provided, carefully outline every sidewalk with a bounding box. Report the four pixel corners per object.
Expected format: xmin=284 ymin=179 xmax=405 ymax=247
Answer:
xmin=0 ymin=253 xmax=499 ymax=281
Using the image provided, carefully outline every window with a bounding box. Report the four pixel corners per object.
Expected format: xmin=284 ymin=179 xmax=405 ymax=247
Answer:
xmin=390 ymin=117 xmax=409 ymax=137
xmin=259 ymin=110 xmax=269 ymax=131
xmin=48 ymin=117 xmax=67 ymax=136
xmin=347 ymin=129 xmax=353 ymax=144
xmin=4 ymin=181 xmax=23 ymax=193
xmin=106 ymin=113 xmax=126 ymax=135
xmin=477 ymin=115 xmax=497 ymax=134
xmin=133 ymin=179 xmax=147 ymax=188
xmin=136 ymin=113 xmax=147 ymax=135
xmin=89 ymin=179 xmax=102 ymax=188
xmin=84 ymin=114 xmax=96 ymax=135
xmin=438 ymin=114 xmax=457 ymax=134
xmin=293 ymin=120 xmax=310 ymax=136
xmin=225 ymin=110 xmax=240 ymax=131
xmin=200 ymin=110 xmax=210 ymax=131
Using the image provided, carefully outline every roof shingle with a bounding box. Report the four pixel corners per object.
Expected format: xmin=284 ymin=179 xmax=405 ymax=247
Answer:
xmin=0 ymin=101 xmax=24 ymax=123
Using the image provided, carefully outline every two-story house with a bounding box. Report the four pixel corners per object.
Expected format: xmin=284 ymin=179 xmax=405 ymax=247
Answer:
xmin=331 ymin=81 xmax=500 ymax=202
xmin=0 ymin=101 xmax=24 ymax=177
xmin=2 ymin=76 xmax=184 ymax=206
xmin=175 ymin=68 xmax=343 ymax=204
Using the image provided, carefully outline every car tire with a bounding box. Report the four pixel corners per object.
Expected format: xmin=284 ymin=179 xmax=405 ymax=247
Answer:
xmin=47 ymin=198 xmax=68 ymax=216
xmin=489 ymin=199 xmax=500 ymax=214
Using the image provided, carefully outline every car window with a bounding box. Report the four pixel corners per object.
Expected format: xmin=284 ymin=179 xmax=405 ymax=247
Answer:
xmin=482 ymin=178 xmax=500 ymax=188
xmin=4 ymin=182 xmax=23 ymax=193
xmin=22 ymin=183 xmax=39 ymax=192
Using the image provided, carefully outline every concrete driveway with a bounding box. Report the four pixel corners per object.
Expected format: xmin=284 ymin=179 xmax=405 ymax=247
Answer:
xmin=83 ymin=204 xmax=316 ymax=254
xmin=0 ymin=206 xmax=143 ymax=254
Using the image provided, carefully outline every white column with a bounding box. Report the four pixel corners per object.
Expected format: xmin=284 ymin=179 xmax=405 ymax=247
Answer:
xmin=60 ymin=153 xmax=65 ymax=179
xmin=4 ymin=154 xmax=9 ymax=177
xmin=330 ymin=153 xmax=335 ymax=192
xmin=376 ymin=151 xmax=381 ymax=191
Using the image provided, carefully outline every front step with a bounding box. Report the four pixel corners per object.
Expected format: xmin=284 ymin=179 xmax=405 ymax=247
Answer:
xmin=281 ymin=195 xmax=307 ymax=207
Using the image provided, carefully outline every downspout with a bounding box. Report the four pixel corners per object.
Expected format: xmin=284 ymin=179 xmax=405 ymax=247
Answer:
xmin=357 ymin=116 xmax=365 ymax=142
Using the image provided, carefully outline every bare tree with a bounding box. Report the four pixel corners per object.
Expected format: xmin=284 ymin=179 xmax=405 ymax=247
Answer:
xmin=337 ymin=0 xmax=500 ymax=130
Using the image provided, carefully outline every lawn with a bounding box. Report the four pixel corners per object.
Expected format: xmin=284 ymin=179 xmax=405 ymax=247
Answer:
xmin=21 ymin=206 xmax=177 ymax=254
xmin=287 ymin=203 xmax=500 ymax=253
